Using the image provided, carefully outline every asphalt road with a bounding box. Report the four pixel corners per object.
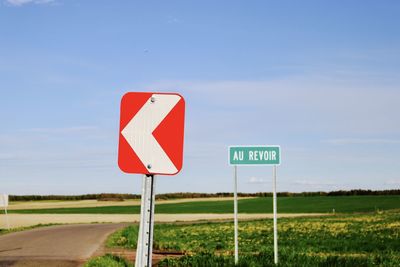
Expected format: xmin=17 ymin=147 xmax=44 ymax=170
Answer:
xmin=0 ymin=223 xmax=127 ymax=267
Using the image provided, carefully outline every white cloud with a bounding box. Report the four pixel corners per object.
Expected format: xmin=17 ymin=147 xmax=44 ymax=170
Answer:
xmin=324 ymin=138 xmax=400 ymax=145
xmin=22 ymin=126 xmax=98 ymax=135
xmin=167 ymin=16 xmax=181 ymax=24
xmin=384 ymin=179 xmax=400 ymax=186
xmin=293 ymin=180 xmax=342 ymax=191
xmin=0 ymin=153 xmax=18 ymax=160
xmin=140 ymin=77 xmax=400 ymax=137
xmin=5 ymin=0 xmax=54 ymax=6
xmin=248 ymin=177 xmax=270 ymax=184
xmin=294 ymin=180 xmax=336 ymax=186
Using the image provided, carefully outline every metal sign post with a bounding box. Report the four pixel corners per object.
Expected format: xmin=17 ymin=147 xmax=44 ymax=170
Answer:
xmin=135 ymin=175 xmax=156 ymax=267
xmin=273 ymin=165 xmax=278 ymax=265
xmin=229 ymin=145 xmax=281 ymax=265
xmin=233 ymin=165 xmax=239 ymax=265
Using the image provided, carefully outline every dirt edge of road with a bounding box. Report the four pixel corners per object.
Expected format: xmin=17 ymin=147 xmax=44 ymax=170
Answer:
xmin=92 ymin=242 xmax=183 ymax=267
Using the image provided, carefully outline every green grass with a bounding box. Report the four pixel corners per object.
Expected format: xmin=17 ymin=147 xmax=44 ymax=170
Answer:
xmin=106 ymin=224 xmax=139 ymax=249
xmin=157 ymin=252 xmax=399 ymax=267
xmin=4 ymin=205 xmax=141 ymax=214
xmin=0 ymin=223 xmax=61 ymax=234
xmin=84 ymin=254 xmax=132 ymax=267
xmin=4 ymin=195 xmax=400 ymax=214
xmin=106 ymin=210 xmax=400 ymax=266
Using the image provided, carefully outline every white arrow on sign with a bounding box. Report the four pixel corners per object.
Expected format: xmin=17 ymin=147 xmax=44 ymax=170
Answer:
xmin=121 ymin=94 xmax=180 ymax=174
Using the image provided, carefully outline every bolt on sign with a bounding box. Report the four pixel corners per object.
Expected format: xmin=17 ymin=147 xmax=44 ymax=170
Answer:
xmin=229 ymin=145 xmax=281 ymax=165
xmin=118 ymin=92 xmax=185 ymax=175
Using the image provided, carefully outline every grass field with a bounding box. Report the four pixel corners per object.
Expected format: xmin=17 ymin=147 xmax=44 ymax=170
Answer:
xmin=7 ymin=198 xmax=240 ymax=210
xmin=85 ymin=254 xmax=132 ymax=267
xmin=93 ymin=210 xmax=400 ymax=266
xmin=4 ymin=195 xmax=400 ymax=214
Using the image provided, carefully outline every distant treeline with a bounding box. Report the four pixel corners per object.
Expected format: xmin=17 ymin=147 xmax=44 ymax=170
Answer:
xmin=8 ymin=189 xmax=400 ymax=201
xmin=157 ymin=189 xmax=400 ymax=199
xmin=9 ymin=193 xmax=141 ymax=202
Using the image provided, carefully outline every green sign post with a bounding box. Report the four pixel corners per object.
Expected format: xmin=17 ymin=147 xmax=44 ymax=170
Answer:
xmin=229 ymin=145 xmax=280 ymax=165
xmin=229 ymin=145 xmax=281 ymax=265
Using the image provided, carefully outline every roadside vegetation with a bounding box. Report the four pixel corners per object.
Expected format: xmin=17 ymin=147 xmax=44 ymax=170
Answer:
xmin=84 ymin=254 xmax=132 ymax=267
xmin=0 ymin=223 xmax=60 ymax=236
xmin=102 ymin=210 xmax=400 ymax=266
xmin=9 ymin=189 xmax=400 ymax=201
xmin=4 ymin=195 xmax=400 ymax=214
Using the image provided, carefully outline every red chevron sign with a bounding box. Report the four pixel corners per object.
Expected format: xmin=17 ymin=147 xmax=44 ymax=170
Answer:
xmin=118 ymin=92 xmax=185 ymax=175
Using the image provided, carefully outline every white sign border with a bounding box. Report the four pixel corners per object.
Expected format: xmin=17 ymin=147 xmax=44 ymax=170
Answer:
xmin=228 ymin=145 xmax=281 ymax=166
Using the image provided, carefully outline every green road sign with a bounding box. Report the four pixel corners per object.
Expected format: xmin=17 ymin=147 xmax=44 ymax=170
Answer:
xmin=229 ymin=145 xmax=281 ymax=165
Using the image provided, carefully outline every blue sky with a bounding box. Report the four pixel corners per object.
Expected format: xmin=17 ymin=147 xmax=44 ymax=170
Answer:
xmin=1 ymin=0 xmax=400 ymax=195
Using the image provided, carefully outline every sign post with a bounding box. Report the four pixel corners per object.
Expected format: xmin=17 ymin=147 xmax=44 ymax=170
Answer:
xmin=118 ymin=92 xmax=185 ymax=267
xmin=229 ymin=145 xmax=281 ymax=265
xmin=136 ymin=175 xmax=156 ymax=267
xmin=273 ymin=165 xmax=278 ymax=265
xmin=233 ymin=165 xmax=238 ymax=265
xmin=0 ymin=194 xmax=10 ymax=230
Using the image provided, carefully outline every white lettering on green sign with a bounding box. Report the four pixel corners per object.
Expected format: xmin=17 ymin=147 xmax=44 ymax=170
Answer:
xmin=229 ymin=146 xmax=280 ymax=165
